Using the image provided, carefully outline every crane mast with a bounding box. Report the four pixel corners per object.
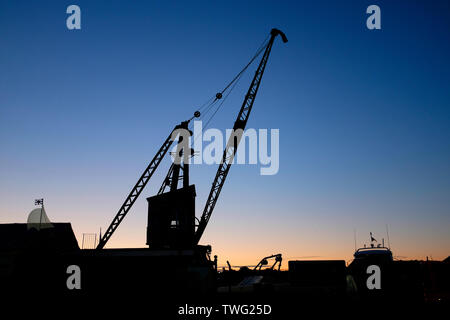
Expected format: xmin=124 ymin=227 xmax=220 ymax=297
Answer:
xmin=194 ymin=28 xmax=287 ymax=244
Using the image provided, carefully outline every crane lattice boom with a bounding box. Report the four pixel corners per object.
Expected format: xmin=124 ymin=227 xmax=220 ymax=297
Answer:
xmin=194 ymin=29 xmax=287 ymax=244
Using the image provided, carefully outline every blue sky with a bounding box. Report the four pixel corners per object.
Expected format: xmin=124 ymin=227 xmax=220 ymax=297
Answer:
xmin=1 ymin=0 xmax=449 ymax=264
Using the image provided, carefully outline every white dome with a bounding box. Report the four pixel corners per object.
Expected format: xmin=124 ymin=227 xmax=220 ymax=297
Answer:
xmin=27 ymin=208 xmax=53 ymax=230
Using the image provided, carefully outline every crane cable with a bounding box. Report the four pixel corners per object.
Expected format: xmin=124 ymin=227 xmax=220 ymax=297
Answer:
xmin=191 ymin=65 xmax=245 ymax=144
xmin=217 ymin=34 xmax=270 ymax=97
xmin=202 ymin=72 xmax=242 ymax=131
xmin=189 ymin=34 xmax=270 ymax=127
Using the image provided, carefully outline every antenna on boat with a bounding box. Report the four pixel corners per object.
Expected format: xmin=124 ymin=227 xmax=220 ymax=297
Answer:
xmin=370 ymin=232 xmax=377 ymax=247
xmin=386 ymin=224 xmax=391 ymax=249
xmin=353 ymin=228 xmax=357 ymax=252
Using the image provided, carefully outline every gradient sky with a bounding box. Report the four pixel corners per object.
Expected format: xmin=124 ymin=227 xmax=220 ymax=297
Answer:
xmin=1 ymin=0 xmax=449 ymax=267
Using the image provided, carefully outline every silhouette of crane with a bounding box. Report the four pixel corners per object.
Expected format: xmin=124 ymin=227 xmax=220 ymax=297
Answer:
xmin=96 ymin=28 xmax=287 ymax=250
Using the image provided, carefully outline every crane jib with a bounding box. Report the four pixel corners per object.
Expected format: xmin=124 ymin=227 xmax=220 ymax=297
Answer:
xmin=194 ymin=29 xmax=287 ymax=244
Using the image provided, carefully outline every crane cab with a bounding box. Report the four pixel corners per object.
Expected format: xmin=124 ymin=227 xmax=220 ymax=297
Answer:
xmin=146 ymin=185 xmax=196 ymax=249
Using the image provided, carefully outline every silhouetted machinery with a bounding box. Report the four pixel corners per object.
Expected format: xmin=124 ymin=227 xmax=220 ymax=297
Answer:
xmin=96 ymin=28 xmax=288 ymax=251
xmin=146 ymin=185 xmax=196 ymax=248
xmin=255 ymin=254 xmax=283 ymax=271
